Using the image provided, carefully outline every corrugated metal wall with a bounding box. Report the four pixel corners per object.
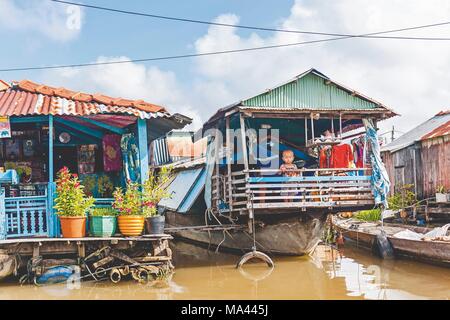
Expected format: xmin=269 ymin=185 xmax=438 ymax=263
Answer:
xmin=242 ymin=73 xmax=378 ymax=110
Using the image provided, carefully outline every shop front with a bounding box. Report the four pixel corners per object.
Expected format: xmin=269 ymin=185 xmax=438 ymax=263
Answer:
xmin=0 ymin=80 xmax=190 ymax=239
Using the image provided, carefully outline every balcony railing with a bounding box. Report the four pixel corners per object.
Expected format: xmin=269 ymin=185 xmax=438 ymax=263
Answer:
xmin=212 ymin=168 xmax=375 ymax=213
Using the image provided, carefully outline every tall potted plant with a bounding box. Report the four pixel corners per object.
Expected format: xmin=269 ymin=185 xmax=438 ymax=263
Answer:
xmin=113 ymin=181 xmax=145 ymax=236
xmin=142 ymin=167 xmax=172 ymax=234
xmin=54 ymin=167 xmax=95 ymax=238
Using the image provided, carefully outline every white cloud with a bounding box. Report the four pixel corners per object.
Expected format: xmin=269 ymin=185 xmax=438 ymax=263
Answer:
xmin=192 ymin=0 xmax=450 ymax=134
xmin=43 ymin=56 xmax=203 ymax=129
xmin=38 ymin=0 xmax=450 ymax=136
xmin=0 ymin=0 xmax=83 ymax=41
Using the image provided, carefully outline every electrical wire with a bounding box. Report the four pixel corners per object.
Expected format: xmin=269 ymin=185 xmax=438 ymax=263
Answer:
xmin=50 ymin=0 xmax=450 ymax=41
xmin=1 ymin=2 xmax=449 ymax=72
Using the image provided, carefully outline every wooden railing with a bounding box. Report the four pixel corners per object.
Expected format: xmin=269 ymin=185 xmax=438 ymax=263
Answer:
xmin=213 ymin=168 xmax=375 ymax=213
xmin=4 ymin=187 xmax=49 ymax=238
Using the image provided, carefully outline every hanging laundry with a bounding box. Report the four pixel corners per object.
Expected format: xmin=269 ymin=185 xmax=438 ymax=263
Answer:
xmin=330 ymin=143 xmax=354 ymax=168
xmin=103 ymin=134 xmax=122 ymax=172
xmin=319 ymin=146 xmax=332 ymax=168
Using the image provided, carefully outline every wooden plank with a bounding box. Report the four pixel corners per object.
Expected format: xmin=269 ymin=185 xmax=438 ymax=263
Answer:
xmin=246 ymin=182 xmax=371 ymax=189
xmin=248 ymin=175 xmax=371 ymax=183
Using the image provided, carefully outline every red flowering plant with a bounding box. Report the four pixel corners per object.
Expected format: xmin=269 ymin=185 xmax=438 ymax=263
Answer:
xmin=54 ymin=167 xmax=95 ymax=217
xmin=112 ymin=180 xmax=143 ymax=216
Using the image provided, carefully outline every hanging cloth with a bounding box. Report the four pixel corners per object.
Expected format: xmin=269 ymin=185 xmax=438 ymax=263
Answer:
xmin=330 ymin=143 xmax=354 ymax=168
xmin=120 ymin=133 xmax=140 ymax=183
xmin=363 ymin=118 xmax=390 ymax=208
xmin=103 ymin=134 xmax=122 ymax=172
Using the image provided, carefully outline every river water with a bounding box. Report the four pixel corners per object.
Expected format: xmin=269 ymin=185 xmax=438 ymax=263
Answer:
xmin=0 ymin=242 xmax=449 ymax=300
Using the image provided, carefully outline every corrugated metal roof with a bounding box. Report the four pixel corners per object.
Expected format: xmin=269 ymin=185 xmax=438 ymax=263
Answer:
xmin=0 ymin=79 xmax=170 ymax=119
xmin=381 ymin=110 xmax=450 ymax=153
xmin=421 ymin=120 xmax=450 ymax=140
xmin=242 ymin=69 xmax=390 ymax=111
xmin=205 ymin=68 xmax=396 ymax=126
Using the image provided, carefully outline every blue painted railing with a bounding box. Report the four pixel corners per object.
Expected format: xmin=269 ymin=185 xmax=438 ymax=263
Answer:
xmin=4 ymin=193 xmax=49 ymax=238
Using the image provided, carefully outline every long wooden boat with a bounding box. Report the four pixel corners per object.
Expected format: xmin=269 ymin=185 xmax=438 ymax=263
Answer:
xmin=334 ymin=218 xmax=450 ymax=267
xmin=155 ymin=69 xmax=396 ymax=256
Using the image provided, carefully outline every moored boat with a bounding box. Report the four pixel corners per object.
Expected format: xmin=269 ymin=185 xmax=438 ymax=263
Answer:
xmin=334 ymin=218 xmax=450 ymax=267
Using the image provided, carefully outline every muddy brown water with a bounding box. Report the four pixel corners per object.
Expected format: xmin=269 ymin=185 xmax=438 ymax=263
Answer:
xmin=0 ymin=241 xmax=449 ymax=300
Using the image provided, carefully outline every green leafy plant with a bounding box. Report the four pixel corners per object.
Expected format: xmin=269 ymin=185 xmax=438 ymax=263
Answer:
xmin=112 ymin=181 xmax=143 ymax=216
xmin=142 ymin=167 xmax=173 ymax=217
xmin=436 ymin=185 xmax=446 ymax=193
xmin=91 ymin=207 xmax=118 ymax=217
xmin=98 ymin=175 xmax=114 ymax=197
xmin=355 ymin=208 xmax=382 ymax=222
xmin=81 ymin=175 xmax=96 ymax=196
xmin=387 ymin=184 xmax=417 ymax=210
xmin=54 ymin=167 xmax=95 ymax=217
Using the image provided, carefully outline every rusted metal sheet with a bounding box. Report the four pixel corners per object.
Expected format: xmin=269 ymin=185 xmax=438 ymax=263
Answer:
xmin=0 ymin=80 xmax=170 ymax=119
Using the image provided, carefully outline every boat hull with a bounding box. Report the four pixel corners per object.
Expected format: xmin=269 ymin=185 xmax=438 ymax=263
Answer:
xmin=165 ymin=211 xmax=328 ymax=256
xmin=334 ymin=219 xmax=450 ymax=267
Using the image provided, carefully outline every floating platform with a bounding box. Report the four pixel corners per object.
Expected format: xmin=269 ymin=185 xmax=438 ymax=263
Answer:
xmin=0 ymin=234 xmax=174 ymax=284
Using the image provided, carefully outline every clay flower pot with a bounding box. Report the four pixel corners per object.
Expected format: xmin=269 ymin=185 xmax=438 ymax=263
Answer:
xmin=118 ymin=215 xmax=144 ymax=236
xmin=59 ymin=216 xmax=86 ymax=238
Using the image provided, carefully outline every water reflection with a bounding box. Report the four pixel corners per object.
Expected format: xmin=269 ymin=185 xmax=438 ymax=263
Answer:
xmin=0 ymin=243 xmax=448 ymax=300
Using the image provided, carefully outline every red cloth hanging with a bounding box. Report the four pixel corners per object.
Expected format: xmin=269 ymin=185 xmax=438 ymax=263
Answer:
xmin=330 ymin=144 xmax=354 ymax=168
xmin=102 ymin=134 xmax=122 ymax=172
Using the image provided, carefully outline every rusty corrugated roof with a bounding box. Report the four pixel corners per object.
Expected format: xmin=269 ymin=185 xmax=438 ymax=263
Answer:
xmin=0 ymin=79 xmax=170 ymax=119
xmin=382 ymin=110 xmax=450 ymax=152
xmin=421 ymin=120 xmax=450 ymax=140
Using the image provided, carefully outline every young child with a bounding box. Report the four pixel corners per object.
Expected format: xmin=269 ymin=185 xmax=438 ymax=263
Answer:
xmin=279 ymin=150 xmax=298 ymax=202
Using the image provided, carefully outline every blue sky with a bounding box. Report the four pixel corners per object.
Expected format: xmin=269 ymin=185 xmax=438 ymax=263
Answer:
xmin=1 ymin=0 xmax=450 ymax=135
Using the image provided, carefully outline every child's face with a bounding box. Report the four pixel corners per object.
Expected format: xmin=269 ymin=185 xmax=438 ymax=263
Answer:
xmin=282 ymin=151 xmax=294 ymax=164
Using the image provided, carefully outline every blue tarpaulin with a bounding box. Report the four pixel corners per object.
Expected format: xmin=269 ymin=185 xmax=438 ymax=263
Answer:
xmin=363 ymin=118 xmax=390 ymax=208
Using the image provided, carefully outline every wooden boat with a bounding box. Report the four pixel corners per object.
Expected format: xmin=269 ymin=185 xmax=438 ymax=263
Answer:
xmin=156 ymin=69 xmax=396 ymax=256
xmin=334 ymin=218 xmax=450 ymax=267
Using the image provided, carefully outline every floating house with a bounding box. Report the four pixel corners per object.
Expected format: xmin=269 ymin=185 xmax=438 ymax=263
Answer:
xmin=0 ymin=79 xmax=191 ymax=240
xmin=160 ymin=68 xmax=396 ymax=255
xmin=381 ymin=110 xmax=450 ymax=199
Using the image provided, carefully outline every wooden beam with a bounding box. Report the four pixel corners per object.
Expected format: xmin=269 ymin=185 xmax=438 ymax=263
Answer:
xmin=10 ymin=116 xmax=49 ymax=123
xmin=54 ymin=117 xmax=104 ymax=140
xmin=79 ymin=116 xmax=126 ymax=135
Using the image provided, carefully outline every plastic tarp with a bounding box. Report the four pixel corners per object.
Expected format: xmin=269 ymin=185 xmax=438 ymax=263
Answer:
xmin=363 ymin=118 xmax=390 ymax=208
xmin=159 ymin=167 xmax=205 ymax=213
xmin=393 ymin=224 xmax=450 ymax=241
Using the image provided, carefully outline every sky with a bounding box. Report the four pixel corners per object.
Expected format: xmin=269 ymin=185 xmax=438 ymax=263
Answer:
xmin=0 ymin=0 xmax=449 ymax=136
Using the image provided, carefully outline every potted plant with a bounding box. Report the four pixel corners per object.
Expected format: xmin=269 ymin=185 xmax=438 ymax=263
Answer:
xmin=142 ymin=167 xmax=172 ymax=235
xmin=90 ymin=207 xmax=118 ymax=237
xmin=436 ymin=186 xmax=448 ymax=203
xmin=54 ymin=167 xmax=95 ymax=238
xmin=113 ymin=181 xmax=145 ymax=236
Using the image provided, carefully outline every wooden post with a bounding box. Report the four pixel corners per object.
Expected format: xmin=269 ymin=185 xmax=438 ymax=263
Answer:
xmin=310 ymin=113 xmax=315 ymax=141
xmin=0 ymin=188 xmax=5 ymax=240
xmin=226 ymin=116 xmax=233 ymax=212
xmin=239 ymin=113 xmax=253 ymax=230
xmin=339 ymin=113 xmax=342 ymax=138
xmin=137 ymin=118 xmax=149 ymax=183
xmin=47 ymin=115 xmax=58 ymax=237
xmin=304 ymin=117 xmax=308 ymax=146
